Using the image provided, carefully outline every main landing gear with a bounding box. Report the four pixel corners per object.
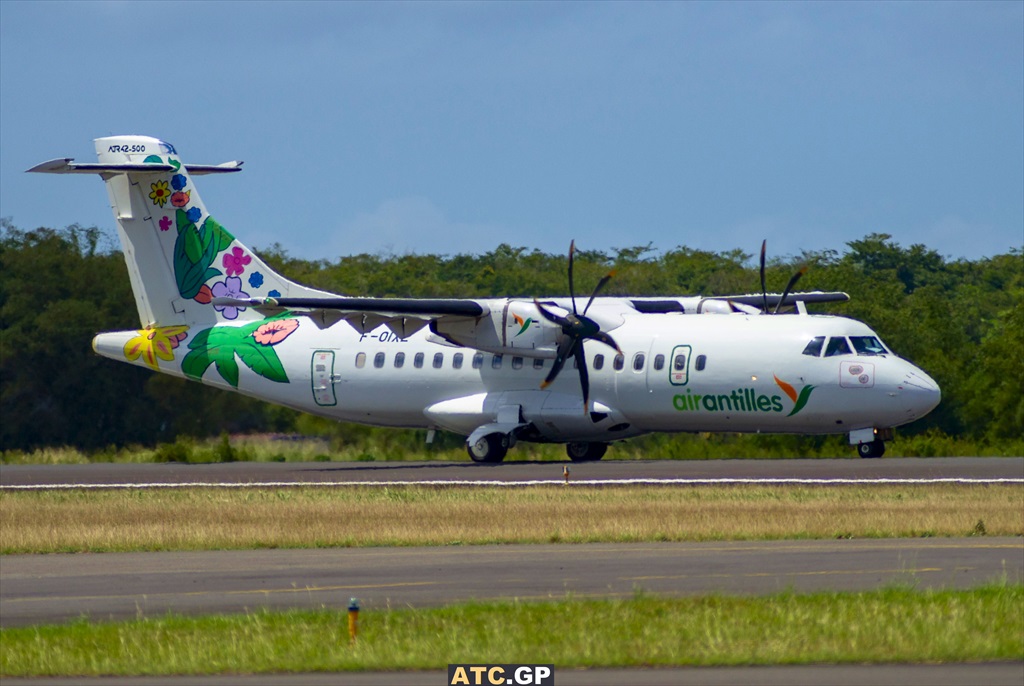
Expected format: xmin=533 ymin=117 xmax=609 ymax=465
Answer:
xmin=467 ymin=433 xmax=509 ymax=463
xmin=566 ymin=441 xmax=608 ymax=462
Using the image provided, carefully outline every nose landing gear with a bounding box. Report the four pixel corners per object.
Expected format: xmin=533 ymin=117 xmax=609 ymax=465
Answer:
xmin=850 ymin=427 xmax=893 ymax=459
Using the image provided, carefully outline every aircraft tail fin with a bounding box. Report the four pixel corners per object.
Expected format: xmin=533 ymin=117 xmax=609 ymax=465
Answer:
xmin=29 ymin=135 xmax=333 ymax=327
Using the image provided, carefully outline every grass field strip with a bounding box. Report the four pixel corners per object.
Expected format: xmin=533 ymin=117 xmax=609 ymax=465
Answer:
xmin=3 ymin=477 xmax=1023 ymax=490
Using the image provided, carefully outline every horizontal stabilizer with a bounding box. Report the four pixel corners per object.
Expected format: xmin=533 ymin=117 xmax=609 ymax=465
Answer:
xmin=27 ymin=158 xmax=243 ymax=175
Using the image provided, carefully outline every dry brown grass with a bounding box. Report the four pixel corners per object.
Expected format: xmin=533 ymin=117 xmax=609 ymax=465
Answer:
xmin=1 ymin=485 xmax=1021 ymax=553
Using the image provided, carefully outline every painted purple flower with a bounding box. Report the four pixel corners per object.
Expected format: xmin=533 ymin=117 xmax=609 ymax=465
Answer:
xmin=248 ymin=271 xmax=264 ymax=289
xmin=211 ymin=277 xmax=248 ymax=320
xmin=171 ymin=174 xmax=188 ymax=191
xmin=186 ymin=207 xmax=202 ymax=223
xmin=159 ymin=216 xmax=172 ymax=232
xmin=223 ymin=246 xmax=252 ymax=276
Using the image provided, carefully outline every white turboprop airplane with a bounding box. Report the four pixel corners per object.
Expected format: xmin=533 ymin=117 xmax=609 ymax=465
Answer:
xmin=30 ymin=136 xmax=941 ymax=461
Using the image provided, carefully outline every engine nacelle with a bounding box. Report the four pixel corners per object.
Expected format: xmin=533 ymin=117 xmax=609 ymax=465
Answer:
xmin=428 ymin=299 xmax=561 ymax=358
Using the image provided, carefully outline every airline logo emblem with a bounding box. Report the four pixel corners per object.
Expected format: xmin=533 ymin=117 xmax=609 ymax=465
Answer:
xmin=510 ymin=312 xmax=533 ymax=337
xmin=672 ymin=375 xmax=815 ymax=417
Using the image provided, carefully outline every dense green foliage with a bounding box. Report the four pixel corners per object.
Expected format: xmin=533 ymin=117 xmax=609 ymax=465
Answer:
xmin=1 ymin=219 xmax=1021 ymax=454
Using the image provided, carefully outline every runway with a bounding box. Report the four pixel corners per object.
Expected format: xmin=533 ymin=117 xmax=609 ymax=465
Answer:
xmin=3 ymin=458 xmax=1022 ymax=685
xmin=2 ymin=538 xmax=1021 ymax=627
xmin=2 ymin=456 xmax=1022 ymax=488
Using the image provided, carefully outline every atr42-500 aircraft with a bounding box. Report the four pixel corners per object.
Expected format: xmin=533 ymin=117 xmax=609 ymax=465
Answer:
xmin=30 ymin=136 xmax=941 ymax=461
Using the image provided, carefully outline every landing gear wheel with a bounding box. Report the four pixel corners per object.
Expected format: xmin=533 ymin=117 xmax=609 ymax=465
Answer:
xmin=467 ymin=433 xmax=509 ymax=463
xmin=566 ymin=441 xmax=608 ymax=462
xmin=857 ymin=440 xmax=886 ymax=458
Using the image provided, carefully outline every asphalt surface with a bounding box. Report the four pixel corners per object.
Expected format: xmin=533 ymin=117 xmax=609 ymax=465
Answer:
xmin=2 ymin=456 xmax=1022 ymax=486
xmin=2 ymin=538 xmax=1022 ymax=628
xmin=2 ymin=458 xmax=1022 ymax=685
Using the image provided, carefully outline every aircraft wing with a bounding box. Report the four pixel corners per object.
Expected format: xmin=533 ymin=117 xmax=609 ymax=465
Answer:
xmin=211 ymin=295 xmax=488 ymax=338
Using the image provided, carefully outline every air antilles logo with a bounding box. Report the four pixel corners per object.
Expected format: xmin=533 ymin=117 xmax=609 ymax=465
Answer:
xmin=773 ymin=375 xmax=816 ymax=417
xmin=672 ymin=375 xmax=815 ymax=417
xmin=510 ymin=313 xmax=533 ymax=337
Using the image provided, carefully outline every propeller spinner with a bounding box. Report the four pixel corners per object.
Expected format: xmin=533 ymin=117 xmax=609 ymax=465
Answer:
xmin=534 ymin=241 xmax=621 ymax=414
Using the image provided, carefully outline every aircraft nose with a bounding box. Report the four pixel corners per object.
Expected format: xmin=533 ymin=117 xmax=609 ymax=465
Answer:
xmin=897 ymin=364 xmax=941 ymax=420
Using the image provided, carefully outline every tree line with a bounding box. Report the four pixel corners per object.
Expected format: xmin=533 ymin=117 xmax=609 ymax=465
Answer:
xmin=1 ymin=218 xmax=1020 ymax=454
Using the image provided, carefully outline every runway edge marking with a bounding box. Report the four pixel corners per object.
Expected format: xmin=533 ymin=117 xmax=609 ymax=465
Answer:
xmin=3 ymin=478 xmax=1023 ymax=490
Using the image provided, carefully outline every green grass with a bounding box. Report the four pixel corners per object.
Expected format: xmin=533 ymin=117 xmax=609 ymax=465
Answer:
xmin=2 ymin=585 xmax=1021 ymax=676
xmin=4 ymin=429 xmax=1022 ymax=464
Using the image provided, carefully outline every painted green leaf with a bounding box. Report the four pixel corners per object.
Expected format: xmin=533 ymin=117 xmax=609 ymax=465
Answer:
xmin=169 ymin=159 xmax=182 ymax=171
xmin=143 ymin=155 xmax=163 ymax=164
xmin=214 ymin=355 xmax=240 ymax=387
xmin=180 ymin=315 xmax=296 ymax=389
xmin=181 ymin=348 xmax=211 ymax=381
xmin=235 ymin=341 xmax=288 ymax=383
xmin=204 ymin=217 xmax=235 ymax=252
xmin=183 ymin=226 xmax=203 ymax=264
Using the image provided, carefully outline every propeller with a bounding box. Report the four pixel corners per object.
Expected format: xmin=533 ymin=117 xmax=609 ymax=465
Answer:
xmin=534 ymin=240 xmax=621 ymax=413
xmin=759 ymin=240 xmax=808 ymax=314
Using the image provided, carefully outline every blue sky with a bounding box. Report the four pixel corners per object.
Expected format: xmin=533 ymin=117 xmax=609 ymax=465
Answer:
xmin=2 ymin=1 xmax=1021 ymax=263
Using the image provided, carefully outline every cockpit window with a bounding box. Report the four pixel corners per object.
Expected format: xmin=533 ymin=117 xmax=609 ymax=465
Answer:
xmin=850 ymin=336 xmax=888 ymax=356
xmin=802 ymin=336 xmax=825 ymax=357
xmin=824 ymin=336 xmax=852 ymax=357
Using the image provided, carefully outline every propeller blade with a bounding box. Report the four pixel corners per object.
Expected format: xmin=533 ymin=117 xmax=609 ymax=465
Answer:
xmin=540 ymin=337 xmax=576 ymax=389
xmin=589 ymin=329 xmax=621 ymax=354
xmin=574 ymin=342 xmax=590 ymax=414
xmin=773 ymin=265 xmax=808 ymax=314
xmin=582 ymin=269 xmax=617 ymax=316
xmin=534 ymin=299 xmax=570 ymax=328
xmin=759 ymin=239 xmax=768 ymax=314
xmin=568 ymin=240 xmax=577 ymax=315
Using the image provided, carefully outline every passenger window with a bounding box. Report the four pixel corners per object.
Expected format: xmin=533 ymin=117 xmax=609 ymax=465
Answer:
xmin=414 ymin=352 xmax=425 ymax=369
xmin=613 ymin=353 xmax=625 ymax=371
xmin=355 ymin=352 xmax=366 ymax=369
xmin=453 ymin=353 xmax=464 ymax=369
xmin=512 ymin=356 xmax=524 ymax=370
xmin=825 ymin=337 xmax=852 ymax=357
xmin=492 ymin=354 xmax=503 ymax=369
xmin=802 ymin=336 xmax=825 ymax=357
xmin=374 ymin=352 xmax=385 ymax=369
xmin=850 ymin=336 xmax=887 ymax=356
xmin=533 ymin=358 xmax=545 ymax=369
xmin=674 ymin=354 xmax=686 ymax=371
xmin=433 ymin=352 xmax=444 ymax=369
xmin=633 ymin=353 xmax=645 ymax=371
xmin=394 ymin=352 xmax=405 ymax=368
xmin=654 ymin=354 xmax=665 ymax=371
xmin=472 ymin=352 xmax=484 ymax=369
xmin=593 ymin=354 xmax=605 ymax=370
xmin=695 ymin=354 xmax=706 ymax=371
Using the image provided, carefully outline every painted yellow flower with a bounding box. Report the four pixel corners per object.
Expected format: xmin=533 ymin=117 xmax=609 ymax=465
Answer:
xmin=123 ymin=325 xmax=189 ymax=370
xmin=149 ymin=180 xmax=171 ymax=207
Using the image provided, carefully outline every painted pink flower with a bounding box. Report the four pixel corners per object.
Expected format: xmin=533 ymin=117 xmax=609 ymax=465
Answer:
xmin=159 ymin=216 xmax=172 ymax=232
xmin=253 ymin=319 xmax=299 ymax=346
xmin=171 ymin=190 xmax=191 ymax=207
xmin=222 ymin=246 xmax=252 ymax=276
